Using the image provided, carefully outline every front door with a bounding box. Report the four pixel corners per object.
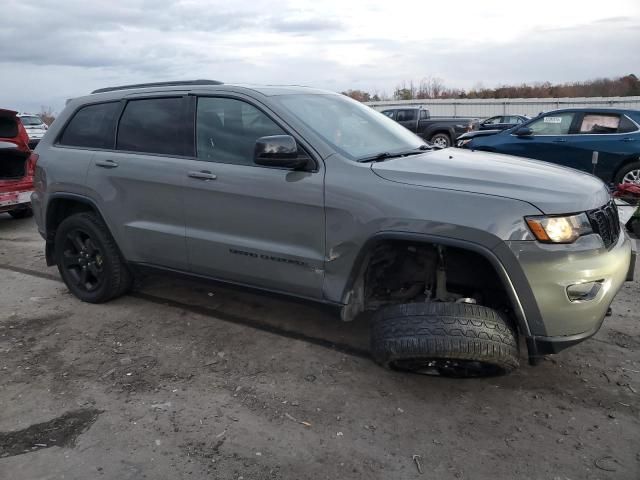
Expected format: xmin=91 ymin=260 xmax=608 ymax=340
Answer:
xmin=183 ymin=95 xmax=325 ymax=299
xmin=499 ymin=112 xmax=577 ymax=167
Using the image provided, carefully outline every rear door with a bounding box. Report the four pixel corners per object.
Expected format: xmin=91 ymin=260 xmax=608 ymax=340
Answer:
xmin=182 ymin=95 xmax=325 ymax=298
xmin=87 ymin=96 xmax=191 ymax=270
xmin=563 ymin=112 xmax=638 ymax=181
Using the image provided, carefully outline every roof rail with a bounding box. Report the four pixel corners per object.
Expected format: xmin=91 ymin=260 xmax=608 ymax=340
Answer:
xmin=91 ymin=79 xmax=223 ymax=94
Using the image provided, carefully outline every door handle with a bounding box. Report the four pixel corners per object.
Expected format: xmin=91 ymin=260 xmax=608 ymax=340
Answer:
xmin=552 ymin=139 xmax=567 ymax=143
xmin=621 ymin=137 xmax=635 ymax=142
xmin=95 ymin=159 xmax=119 ymax=168
xmin=188 ymin=170 xmax=217 ymax=181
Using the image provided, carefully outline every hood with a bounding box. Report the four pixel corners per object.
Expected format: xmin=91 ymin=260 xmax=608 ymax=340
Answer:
xmin=371 ymin=148 xmax=611 ymax=214
xmin=457 ymin=129 xmax=502 ymax=140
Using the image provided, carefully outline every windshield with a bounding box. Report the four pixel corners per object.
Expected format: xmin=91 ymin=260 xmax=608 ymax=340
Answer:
xmin=274 ymin=94 xmax=425 ymax=160
xmin=20 ymin=116 xmax=43 ymax=126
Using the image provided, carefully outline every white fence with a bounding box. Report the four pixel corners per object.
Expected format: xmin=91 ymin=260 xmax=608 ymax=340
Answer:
xmin=365 ymin=96 xmax=640 ymax=118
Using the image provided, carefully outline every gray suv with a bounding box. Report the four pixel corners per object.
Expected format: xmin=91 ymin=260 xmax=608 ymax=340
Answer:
xmin=32 ymin=80 xmax=635 ymax=376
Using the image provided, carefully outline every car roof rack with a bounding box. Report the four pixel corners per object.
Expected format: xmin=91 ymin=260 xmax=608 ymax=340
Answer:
xmin=91 ymin=79 xmax=223 ymax=94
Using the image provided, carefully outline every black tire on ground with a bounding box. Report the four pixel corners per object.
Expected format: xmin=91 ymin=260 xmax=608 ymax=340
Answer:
xmin=430 ymin=133 xmax=451 ymax=148
xmin=8 ymin=207 xmax=33 ymax=219
xmin=370 ymin=302 xmax=519 ymax=377
xmin=614 ymin=160 xmax=640 ymax=185
xmin=54 ymin=212 xmax=132 ymax=303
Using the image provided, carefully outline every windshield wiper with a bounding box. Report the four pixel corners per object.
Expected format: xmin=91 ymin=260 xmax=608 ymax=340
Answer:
xmin=358 ymin=145 xmax=432 ymax=163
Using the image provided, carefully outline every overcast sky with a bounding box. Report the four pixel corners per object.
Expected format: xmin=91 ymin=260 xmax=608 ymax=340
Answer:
xmin=1 ymin=0 xmax=638 ymax=114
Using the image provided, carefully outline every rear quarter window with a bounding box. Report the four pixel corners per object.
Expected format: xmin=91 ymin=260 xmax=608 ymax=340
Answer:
xmin=58 ymin=102 xmax=119 ymax=148
xmin=618 ymin=115 xmax=639 ymax=133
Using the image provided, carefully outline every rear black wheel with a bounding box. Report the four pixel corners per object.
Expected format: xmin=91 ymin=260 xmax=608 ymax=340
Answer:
xmin=370 ymin=302 xmax=519 ymax=377
xmin=8 ymin=207 xmax=33 ymax=219
xmin=54 ymin=212 xmax=132 ymax=303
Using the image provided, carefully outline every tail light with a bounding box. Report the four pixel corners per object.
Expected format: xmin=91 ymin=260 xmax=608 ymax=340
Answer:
xmin=26 ymin=152 xmax=39 ymax=177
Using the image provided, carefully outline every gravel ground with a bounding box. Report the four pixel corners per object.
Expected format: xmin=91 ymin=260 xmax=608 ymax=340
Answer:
xmin=0 ymin=214 xmax=639 ymax=480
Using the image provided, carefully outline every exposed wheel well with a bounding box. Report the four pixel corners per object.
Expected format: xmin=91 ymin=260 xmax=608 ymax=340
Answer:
xmin=341 ymin=239 xmax=520 ymax=332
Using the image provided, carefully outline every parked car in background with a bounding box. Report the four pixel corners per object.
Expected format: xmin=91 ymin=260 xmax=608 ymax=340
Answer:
xmin=477 ymin=115 xmax=529 ymax=131
xmin=1 ymin=109 xmax=35 ymax=218
xmin=381 ymin=106 xmax=476 ymax=148
xmin=457 ymin=108 xmax=640 ymax=185
xmin=18 ymin=113 xmax=48 ymax=148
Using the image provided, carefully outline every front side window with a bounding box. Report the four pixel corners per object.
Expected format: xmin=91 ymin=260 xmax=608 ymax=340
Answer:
xmin=579 ymin=114 xmax=620 ymax=134
xmin=504 ymin=116 xmax=524 ymax=124
xmin=527 ymin=113 xmax=575 ymax=135
xmin=274 ymin=94 xmax=424 ymax=160
xmin=484 ymin=116 xmax=503 ymax=125
xmin=59 ymin=102 xmax=119 ymax=148
xmin=197 ymin=97 xmax=285 ymax=165
xmin=117 ymin=97 xmax=191 ymax=156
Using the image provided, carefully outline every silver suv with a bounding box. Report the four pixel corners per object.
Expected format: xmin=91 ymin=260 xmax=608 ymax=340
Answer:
xmin=32 ymin=80 xmax=635 ymax=376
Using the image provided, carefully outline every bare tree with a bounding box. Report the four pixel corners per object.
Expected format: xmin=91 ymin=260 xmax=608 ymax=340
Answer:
xmin=39 ymin=106 xmax=56 ymax=125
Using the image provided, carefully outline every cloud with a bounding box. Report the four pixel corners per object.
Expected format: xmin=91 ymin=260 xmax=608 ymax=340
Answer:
xmin=268 ymin=17 xmax=344 ymax=33
xmin=0 ymin=0 xmax=638 ymax=113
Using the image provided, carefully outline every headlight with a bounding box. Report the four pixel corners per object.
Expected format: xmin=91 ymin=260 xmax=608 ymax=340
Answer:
xmin=457 ymin=139 xmax=472 ymax=147
xmin=525 ymin=213 xmax=592 ymax=243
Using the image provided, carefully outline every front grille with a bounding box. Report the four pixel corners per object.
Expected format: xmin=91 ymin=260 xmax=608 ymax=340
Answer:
xmin=587 ymin=201 xmax=621 ymax=249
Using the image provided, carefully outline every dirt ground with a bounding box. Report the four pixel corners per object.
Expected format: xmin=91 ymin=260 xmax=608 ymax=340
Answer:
xmin=0 ymin=214 xmax=639 ymax=480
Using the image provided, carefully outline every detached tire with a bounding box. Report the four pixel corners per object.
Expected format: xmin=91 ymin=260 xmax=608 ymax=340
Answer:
xmin=54 ymin=212 xmax=132 ymax=303
xmin=371 ymin=302 xmax=519 ymax=377
xmin=8 ymin=207 xmax=33 ymax=219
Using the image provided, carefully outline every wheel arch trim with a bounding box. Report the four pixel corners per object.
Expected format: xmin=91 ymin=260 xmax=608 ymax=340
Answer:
xmin=44 ymin=192 xmax=114 ymax=265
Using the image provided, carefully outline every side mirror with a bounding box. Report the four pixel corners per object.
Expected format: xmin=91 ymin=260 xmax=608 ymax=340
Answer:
xmin=515 ymin=127 xmax=533 ymax=137
xmin=254 ymin=135 xmax=309 ymax=169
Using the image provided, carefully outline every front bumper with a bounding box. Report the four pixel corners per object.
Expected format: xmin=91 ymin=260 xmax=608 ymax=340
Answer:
xmin=507 ymin=231 xmax=634 ymax=352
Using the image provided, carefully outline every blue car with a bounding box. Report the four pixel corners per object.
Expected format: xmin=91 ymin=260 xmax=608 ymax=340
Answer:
xmin=457 ymin=108 xmax=640 ymax=185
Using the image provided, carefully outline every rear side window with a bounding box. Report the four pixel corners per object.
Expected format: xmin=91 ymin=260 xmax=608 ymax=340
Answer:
xmin=579 ymin=114 xmax=620 ymax=134
xmin=396 ymin=110 xmax=417 ymax=121
xmin=116 ymin=97 xmax=192 ymax=156
xmin=58 ymin=102 xmax=119 ymax=148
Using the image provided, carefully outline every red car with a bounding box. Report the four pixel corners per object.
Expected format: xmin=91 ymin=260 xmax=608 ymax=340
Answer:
xmin=0 ymin=109 xmax=38 ymax=218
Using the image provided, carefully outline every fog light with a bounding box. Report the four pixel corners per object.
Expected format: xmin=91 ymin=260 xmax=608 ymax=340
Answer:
xmin=566 ymin=281 xmax=603 ymax=302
